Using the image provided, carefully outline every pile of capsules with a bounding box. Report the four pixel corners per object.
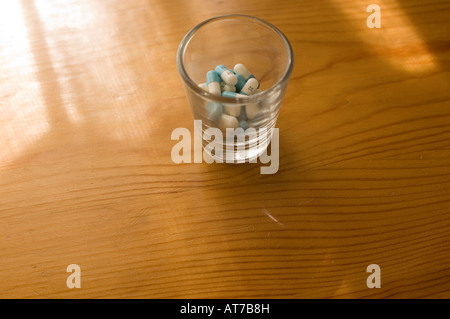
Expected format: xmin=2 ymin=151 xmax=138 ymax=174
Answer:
xmin=198 ymin=63 xmax=262 ymax=132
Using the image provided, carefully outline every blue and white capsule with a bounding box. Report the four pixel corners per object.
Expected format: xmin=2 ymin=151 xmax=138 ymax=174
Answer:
xmin=240 ymin=78 xmax=259 ymax=95
xmin=215 ymin=65 xmax=237 ymax=86
xmin=206 ymin=102 xmax=224 ymax=122
xmin=234 ymin=63 xmax=255 ymax=81
xmin=206 ymin=70 xmax=221 ymax=96
xmin=219 ymin=114 xmax=239 ymax=133
xmin=234 ymin=72 xmax=246 ymax=92
xmin=245 ymin=102 xmax=260 ymax=120
xmin=198 ymin=82 xmax=208 ymax=92
xmin=220 ymin=81 xmax=236 ymax=92
xmin=221 ymin=91 xmax=248 ymax=99
xmin=224 ymin=104 xmax=241 ymax=117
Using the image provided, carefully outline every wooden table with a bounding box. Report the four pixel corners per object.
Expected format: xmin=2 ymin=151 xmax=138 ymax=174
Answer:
xmin=1 ymin=0 xmax=449 ymax=299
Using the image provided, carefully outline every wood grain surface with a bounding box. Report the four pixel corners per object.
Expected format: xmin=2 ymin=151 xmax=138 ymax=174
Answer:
xmin=1 ymin=0 xmax=449 ymax=299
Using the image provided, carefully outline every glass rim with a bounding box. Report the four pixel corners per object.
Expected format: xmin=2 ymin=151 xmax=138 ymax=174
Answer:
xmin=176 ymin=14 xmax=294 ymax=104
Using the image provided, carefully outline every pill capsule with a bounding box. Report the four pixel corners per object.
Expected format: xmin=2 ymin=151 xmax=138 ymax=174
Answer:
xmin=229 ymin=69 xmax=246 ymax=91
xmin=220 ymin=81 xmax=236 ymax=92
xmin=206 ymin=70 xmax=221 ymax=95
xmin=240 ymin=78 xmax=259 ymax=95
xmin=221 ymin=91 xmax=248 ymax=99
xmin=215 ymin=65 xmax=237 ymax=86
xmin=234 ymin=73 xmax=246 ymax=92
xmin=224 ymin=104 xmax=241 ymax=117
xmin=198 ymin=83 xmax=208 ymax=92
xmin=218 ymin=114 xmax=239 ymax=132
xmin=234 ymin=63 xmax=255 ymax=81
xmin=206 ymin=102 xmax=223 ymax=122
xmin=245 ymin=102 xmax=260 ymax=120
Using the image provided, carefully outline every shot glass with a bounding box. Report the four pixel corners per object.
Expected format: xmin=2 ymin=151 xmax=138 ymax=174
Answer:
xmin=176 ymin=14 xmax=294 ymax=163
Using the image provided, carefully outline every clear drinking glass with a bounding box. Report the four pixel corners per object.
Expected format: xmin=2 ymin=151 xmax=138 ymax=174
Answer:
xmin=176 ymin=14 xmax=294 ymax=163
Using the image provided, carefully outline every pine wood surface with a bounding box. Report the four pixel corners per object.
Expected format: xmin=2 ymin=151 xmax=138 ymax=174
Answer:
xmin=0 ymin=0 xmax=449 ymax=298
